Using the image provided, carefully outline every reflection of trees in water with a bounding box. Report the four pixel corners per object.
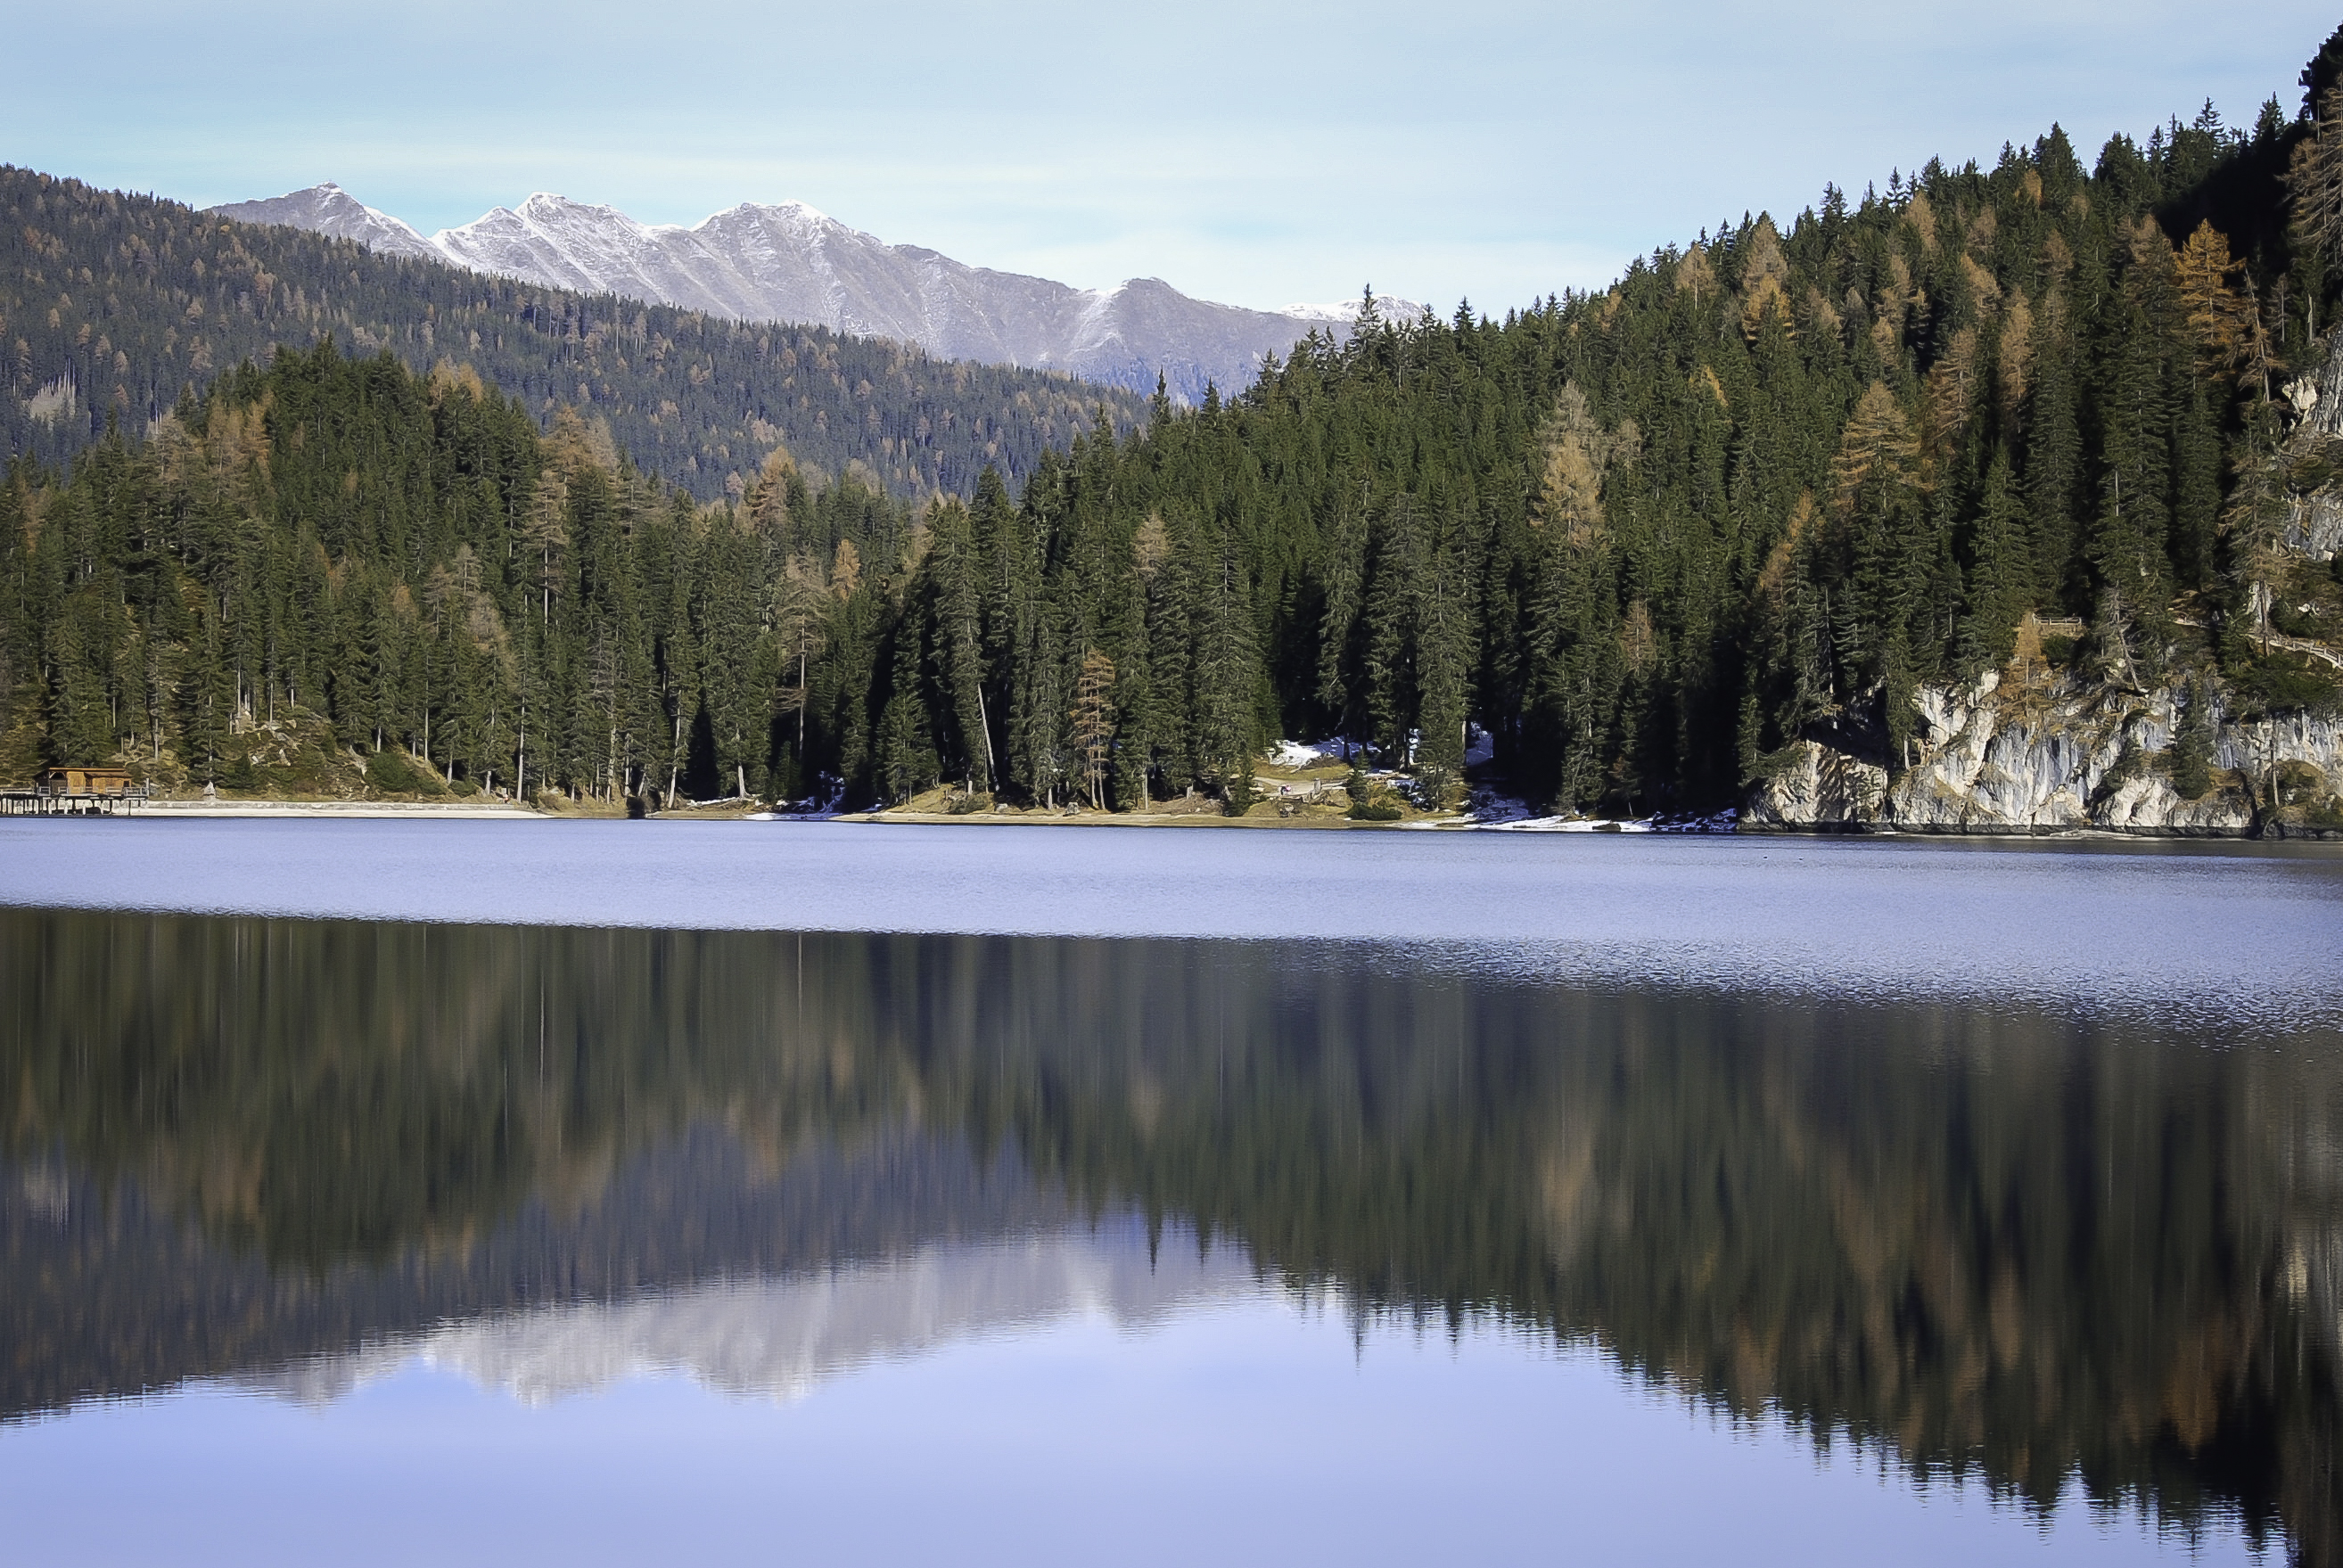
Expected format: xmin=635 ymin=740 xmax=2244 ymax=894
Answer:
xmin=2 ymin=912 xmax=2337 ymax=1556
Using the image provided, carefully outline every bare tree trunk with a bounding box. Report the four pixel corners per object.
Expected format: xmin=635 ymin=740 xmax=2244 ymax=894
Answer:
xmin=976 ymin=679 xmax=998 ymax=794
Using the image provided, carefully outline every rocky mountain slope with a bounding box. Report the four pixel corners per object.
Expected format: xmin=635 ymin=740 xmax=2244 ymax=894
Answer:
xmin=212 ymin=185 xmax=1411 ymax=402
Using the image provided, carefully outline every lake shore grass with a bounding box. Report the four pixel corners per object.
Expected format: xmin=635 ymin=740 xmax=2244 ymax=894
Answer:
xmin=835 ymin=761 xmax=1459 ymax=828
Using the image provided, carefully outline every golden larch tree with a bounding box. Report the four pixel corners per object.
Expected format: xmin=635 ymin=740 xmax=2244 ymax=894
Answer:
xmin=1069 ymin=648 xmax=1116 ymax=810
xmin=1832 ymin=382 xmax=1921 ymax=514
xmin=2288 ymin=86 xmax=2343 ymax=275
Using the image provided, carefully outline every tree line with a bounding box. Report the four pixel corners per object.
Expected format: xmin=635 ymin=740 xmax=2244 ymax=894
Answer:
xmin=7 ymin=32 xmax=2343 ymax=807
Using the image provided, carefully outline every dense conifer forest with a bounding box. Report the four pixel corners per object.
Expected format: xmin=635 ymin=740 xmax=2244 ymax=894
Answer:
xmin=7 ymin=32 xmax=2343 ymax=807
xmin=0 ymin=165 xmax=1143 ymax=500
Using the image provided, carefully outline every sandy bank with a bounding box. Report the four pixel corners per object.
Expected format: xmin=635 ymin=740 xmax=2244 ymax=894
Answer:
xmin=133 ymin=800 xmax=545 ymax=820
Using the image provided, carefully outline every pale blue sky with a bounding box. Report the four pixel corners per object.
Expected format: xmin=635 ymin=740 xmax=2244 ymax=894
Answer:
xmin=5 ymin=3 xmax=2336 ymax=313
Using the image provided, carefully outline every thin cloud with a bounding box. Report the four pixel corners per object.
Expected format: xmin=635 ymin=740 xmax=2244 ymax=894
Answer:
xmin=8 ymin=2 xmax=2336 ymax=314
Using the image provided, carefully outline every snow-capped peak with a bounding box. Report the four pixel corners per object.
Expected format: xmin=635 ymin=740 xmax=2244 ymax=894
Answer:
xmin=207 ymin=183 xmax=437 ymax=261
xmin=211 ymin=184 xmax=1407 ymax=402
xmin=1282 ymin=295 xmax=1429 ymax=325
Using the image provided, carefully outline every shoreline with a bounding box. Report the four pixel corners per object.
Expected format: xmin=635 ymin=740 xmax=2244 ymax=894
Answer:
xmin=127 ymin=800 xmax=546 ymax=820
xmin=831 ymin=809 xmax=1393 ymax=829
xmin=38 ymin=799 xmax=2336 ymax=843
xmin=1739 ymin=820 xmax=2343 ymax=842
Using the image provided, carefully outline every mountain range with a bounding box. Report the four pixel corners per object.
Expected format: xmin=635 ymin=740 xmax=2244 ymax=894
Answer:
xmin=210 ymin=184 xmax=1413 ymax=402
xmin=2 ymin=163 xmax=1151 ymax=501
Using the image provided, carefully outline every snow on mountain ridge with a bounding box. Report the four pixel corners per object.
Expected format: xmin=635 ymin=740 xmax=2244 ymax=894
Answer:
xmin=210 ymin=183 xmax=438 ymax=262
xmin=210 ymin=184 xmax=1398 ymax=401
xmin=1283 ymin=297 xmax=1430 ymax=326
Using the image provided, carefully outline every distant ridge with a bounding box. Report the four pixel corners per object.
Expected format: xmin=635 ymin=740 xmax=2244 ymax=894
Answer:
xmin=210 ymin=184 xmax=1420 ymax=402
xmin=209 ymin=182 xmax=439 ymax=260
xmin=1 ymin=164 xmax=1150 ymax=500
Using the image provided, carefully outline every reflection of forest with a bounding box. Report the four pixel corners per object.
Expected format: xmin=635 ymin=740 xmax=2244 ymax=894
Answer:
xmin=2 ymin=912 xmax=2337 ymax=1556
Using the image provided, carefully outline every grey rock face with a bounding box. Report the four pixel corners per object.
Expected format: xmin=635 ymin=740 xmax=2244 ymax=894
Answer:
xmin=1743 ymin=740 xmax=1886 ymax=829
xmin=1747 ymin=669 xmax=2340 ymax=835
xmin=2281 ymin=339 xmax=2343 ymax=559
xmin=2291 ymin=332 xmax=2343 ymax=443
xmin=2287 ymin=490 xmax=2343 ymax=562
xmin=210 ymin=185 xmax=1412 ymax=402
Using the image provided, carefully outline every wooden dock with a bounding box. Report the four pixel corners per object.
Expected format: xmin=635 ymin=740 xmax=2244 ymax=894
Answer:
xmin=2 ymin=768 xmax=149 ymax=817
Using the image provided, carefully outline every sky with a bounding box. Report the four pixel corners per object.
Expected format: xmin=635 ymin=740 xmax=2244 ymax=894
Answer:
xmin=4 ymin=3 xmax=2338 ymax=316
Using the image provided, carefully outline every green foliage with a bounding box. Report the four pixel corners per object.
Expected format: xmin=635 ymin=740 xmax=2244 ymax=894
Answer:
xmin=365 ymin=749 xmax=436 ymax=794
xmin=1221 ymin=751 xmax=1258 ymax=816
xmin=2231 ymin=653 xmax=2341 ymax=715
xmin=2171 ymin=678 xmax=2216 ymax=798
xmin=1344 ymin=766 xmax=1402 ymax=820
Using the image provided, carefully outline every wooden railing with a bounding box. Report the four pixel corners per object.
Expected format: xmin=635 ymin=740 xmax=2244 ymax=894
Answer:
xmin=0 ymin=782 xmax=150 ymax=817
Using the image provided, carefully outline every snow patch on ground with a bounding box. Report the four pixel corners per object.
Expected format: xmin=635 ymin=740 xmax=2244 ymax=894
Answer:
xmin=749 ymin=778 xmax=845 ymax=820
xmin=1481 ymin=809 xmax=1738 ymax=834
xmin=1460 ymin=785 xmax=1534 ymax=825
xmin=1270 ymin=738 xmax=1360 ymax=769
xmin=1652 ymin=809 xmax=1739 ymax=833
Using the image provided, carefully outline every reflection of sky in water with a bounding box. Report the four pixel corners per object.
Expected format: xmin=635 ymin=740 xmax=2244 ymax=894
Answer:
xmin=4 ymin=1285 xmax=2254 ymax=1567
xmin=5 ymin=820 xmax=2338 ymax=1030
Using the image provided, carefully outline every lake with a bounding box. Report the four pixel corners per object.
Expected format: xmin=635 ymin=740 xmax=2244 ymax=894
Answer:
xmin=2 ymin=821 xmax=2339 ymax=1564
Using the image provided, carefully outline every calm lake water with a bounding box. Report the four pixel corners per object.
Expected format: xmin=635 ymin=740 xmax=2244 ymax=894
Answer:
xmin=2 ymin=822 xmax=2339 ymax=1564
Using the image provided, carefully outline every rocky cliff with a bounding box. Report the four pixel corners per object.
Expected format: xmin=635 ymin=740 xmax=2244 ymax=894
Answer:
xmin=1747 ymin=663 xmax=2342 ymax=836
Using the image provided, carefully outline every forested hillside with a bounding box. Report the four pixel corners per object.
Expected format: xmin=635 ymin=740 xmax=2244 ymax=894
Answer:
xmin=7 ymin=34 xmax=2343 ymax=811
xmin=0 ymin=166 xmax=1144 ymax=501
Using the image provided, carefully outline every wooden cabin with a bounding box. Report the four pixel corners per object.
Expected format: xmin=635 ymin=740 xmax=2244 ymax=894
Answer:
xmin=4 ymin=766 xmax=143 ymax=815
xmin=38 ymin=766 xmax=134 ymax=796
